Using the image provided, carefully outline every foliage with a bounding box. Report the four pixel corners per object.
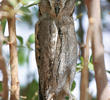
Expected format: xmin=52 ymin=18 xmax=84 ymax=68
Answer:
xmin=0 ymin=1 xmax=38 ymax=99
xmin=20 ymin=79 xmax=39 ymax=100
xmin=21 ymin=0 xmax=40 ymax=6
xmin=71 ymin=81 xmax=76 ymax=91
xmin=17 ymin=35 xmax=24 ymax=45
xmin=0 ymin=82 xmax=2 ymax=92
xmin=17 ymin=33 xmax=35 ymax=65
xmin=76 ymin=56 xmax=94 ymax=72
xmin=26 ymin=33 xmax=35 ymax=49
xmin=18 ymin=47 xmax=27 ymax=65
xmin=65 ymin=96 xmax=69 ymax=100
xmin=1 ymin=19 xmax=7 ymax=34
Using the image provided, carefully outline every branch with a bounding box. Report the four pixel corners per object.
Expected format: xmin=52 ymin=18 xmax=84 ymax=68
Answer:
xmin=0 ymin=25 xmax=8 ymax=100
xmin=0 ymin=51 xmax=9 ymax=100
xmin=80 ymin=17 xmax=92 ymax=100
xmin=85 ymin=0 xmax=110 ymax=100
xmin=8 ymin=15 xmax=19 ymax=100
xmin=0 ymin=10 xmax=9 ymax=19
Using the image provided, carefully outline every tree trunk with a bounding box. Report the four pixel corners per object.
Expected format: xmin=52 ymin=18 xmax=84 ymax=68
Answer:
xmin=8 ymin=16 xmax=20 ymax=100
xmin=35 ymin=0 xmax=77 ymax=100
xmin=85 ymin=0 xmax=110 ymax=100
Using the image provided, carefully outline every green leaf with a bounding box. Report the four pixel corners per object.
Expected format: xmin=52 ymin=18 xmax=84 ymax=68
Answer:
xmin=21 ymin=0 xmax=32 ymax=5
xmin=90 ymin=55 xmax=93 ymax=63
xmin=106 ymin=70 xmax=110 ymax=74
xmin=76 ymin=13 xmax=83 ymax=19
xmin=1 ymin=19 xmax=7 ymax=34
xmin=75 ymin=0 xmax=81 ymax=6
xmin=21 ymin=14 xmax=33 ymax=25
xmin=20 ymin=80 xmax=39 ymax=100
xmin=21 ymin=0 xmax=40 ymax=5
xmin=18 ymin=48 xmax=27 ymax=65
xmin=76 ymin=63 xmax=83 ymax=72
xmin=20 ymin=6 xmax=31 ymax=15
xmin=65 ymin=96 xmax=69 ymax=100
xmin=28 ymin=34 xmax=35 ymax=44
xmin=76 ymin=66 xmax=82 ymax=72
xmin=17 ymin=35 xmax=23 ymax=45
xmin=88 ymin=62 xmax=94 ymax=71
xmin=71 ymin=81 xmax=76 ymax=91
xmin=80 ymin=56 xmax=84 ymax=65
xmin=0 ymin=82 xmax=2 ymax=92
xmin=26 ymin=41 xmax=31 ymax=49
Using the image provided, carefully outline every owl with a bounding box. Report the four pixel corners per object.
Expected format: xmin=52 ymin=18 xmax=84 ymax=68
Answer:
xmin=35 ymin=0 xmax=77 ymax=100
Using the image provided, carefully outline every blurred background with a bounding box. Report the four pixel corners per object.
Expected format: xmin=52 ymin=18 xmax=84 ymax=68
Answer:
xmin=0 ymin=0 xmax=110 ymax=100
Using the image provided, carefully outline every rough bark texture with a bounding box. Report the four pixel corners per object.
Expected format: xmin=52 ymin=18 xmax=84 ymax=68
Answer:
xmin=8 ymin=16 xmax=20 ymax=100
xmin=35 ymin=0 xmax=77 ymax=100
xmin=85 ymin=0 xmax=110 ymax=100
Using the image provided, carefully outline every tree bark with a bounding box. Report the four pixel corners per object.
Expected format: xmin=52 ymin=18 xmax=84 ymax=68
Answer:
xmin=85 ymin=0 xmax=110 ymax=100
xmin=8 ymin=16 xmax=19 ymax=100
xmin=35 ymin=0 xmax=77 ymax=100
